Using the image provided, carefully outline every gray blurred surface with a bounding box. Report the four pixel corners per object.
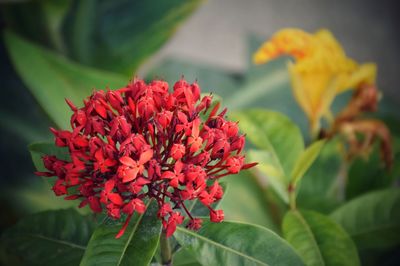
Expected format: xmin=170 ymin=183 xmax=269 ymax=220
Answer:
xmin=142 ymin=0 xmax=400 ymax=100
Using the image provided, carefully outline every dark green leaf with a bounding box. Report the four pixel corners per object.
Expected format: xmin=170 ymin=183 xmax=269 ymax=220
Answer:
xmin=174 ymin=220 xmax=305 ymax=266
xmin=64 ymin=0 xmax=203 ymax=73
xmin=173 ymin=247 xmax=201 ymax=266
xmin=1 ymin=0 xmax=69 ymax=51
xmin=80 ymin=200 xmax=162 ymax=266
xmin=4 ymin=30 xmax=126 ymax=128
xmin=346 ymin=138 xmax=400 ymax=200
xmin=330 ymin=189 xmax=400 ymax=251
xmin=296 ymin=139 xmax=343 ymax=213
xmin=1 ymin=209 xmax=96 ymax=266
xmin=283 ymin=210 xmax=360 ymax=266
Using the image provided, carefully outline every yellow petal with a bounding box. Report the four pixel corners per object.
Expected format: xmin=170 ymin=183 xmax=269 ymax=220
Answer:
xmin=253 ymin=28 xmax=314 ymax=65
xmin=254 ymin=28 xmax=378 ymax=136
xmin=338 ymin=63 xmax=377 ymax=93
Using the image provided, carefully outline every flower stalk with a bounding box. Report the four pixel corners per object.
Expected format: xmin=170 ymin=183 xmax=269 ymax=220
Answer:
xmin=160 ymin=232 xmax=172 ymax=266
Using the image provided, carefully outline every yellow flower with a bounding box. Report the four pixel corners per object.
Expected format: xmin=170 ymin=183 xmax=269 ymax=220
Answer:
xmin=253 ymin=28 xmax=377 ymax=136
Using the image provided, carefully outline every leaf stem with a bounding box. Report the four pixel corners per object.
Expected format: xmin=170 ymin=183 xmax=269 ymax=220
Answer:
xmin=160 ymin=232 xmax=172 ymax=266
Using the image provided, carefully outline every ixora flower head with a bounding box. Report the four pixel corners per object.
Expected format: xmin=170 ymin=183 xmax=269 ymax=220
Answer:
xmin=253 ymin=28 xmax=377 ymax=136
xmin=36 ymin=78 xmax=256 ymax=238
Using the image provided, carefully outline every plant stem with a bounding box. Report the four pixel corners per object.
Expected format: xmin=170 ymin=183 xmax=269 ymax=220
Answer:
xmin=336 ymin=159 xmax=349 ymax=201
xmin=160 ymin=232 xmax=172 ymax=266
xmin=288 ymin=183 xmax=297 ymax=210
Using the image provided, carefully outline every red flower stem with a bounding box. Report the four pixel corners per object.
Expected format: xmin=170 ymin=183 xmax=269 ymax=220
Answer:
xmin=179 ymin=201 xmax=194 ymax=220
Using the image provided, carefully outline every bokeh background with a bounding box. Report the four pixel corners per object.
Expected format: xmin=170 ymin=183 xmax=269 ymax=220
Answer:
xmin=144 ymin=0 xmax=400 ymax=99
xmin=0 ymin=1 xmax=399 ymax=264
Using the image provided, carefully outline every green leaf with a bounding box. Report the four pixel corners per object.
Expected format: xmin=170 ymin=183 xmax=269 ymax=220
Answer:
xmin=1 ymin=178 xmax=88 ymax=215
xmin=234 ymin=110 xmax=304 ymax=203
xmin=1 ymin=209 xmax=96 ymax=266
xmin=1 ymin=0 xmax=68 ymax=51
xmin=232 ymin=109 xmax=304 ymax=177
xmin=4 ymin=30 xmax=126 ymax=129
xmin=296 ymin=138 xmax=342 ymax=213
xmin=248 ymin=149 xmax=289 ymax=203
xmin=346 ymin=139 xmax=400 ymax=200
xmin=64 ymin=0 xmax=203 ymax=73
xmin=80 ymin=200 xmax=162 ymax=266
xmin=173 ymin=247 xmax=201 ymax=266
xmin=330 ymin=189 xmax=400 ymax=251
xmin=283 ymin=210 xmax=360 ymax=266
xmin=218 ymin=170 xmax=279 ymax=231
xmin=291 ymin=140 xmax=325 ymax=187
xmin=174 ymin=220 xmax=305 ymax=266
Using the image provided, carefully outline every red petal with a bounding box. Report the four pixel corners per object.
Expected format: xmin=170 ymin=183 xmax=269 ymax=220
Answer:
xmin=95 ymin=149 xmax=104 ymax=161
xmin=105 ymin=179 xmax=115 ymax=192
xmin=133 ymin=199 xmax=146 ymax=213
xmin=119 ymin=156 xmax=135 ymax=166
xmin=191 ymin=118 xmax=200 ymax=138
xmin=123 ymin=168 xmax=139 ymax=183
xmin=115 ymin=214 xmax=133 ymax=239
xmin=105 ymin=158 xmax=117 ymax=167
xmin=175 ymin=160 xmax=183 ymax=173
xmin=128 ymin=97 xmax=136 ymax=114
xmin=166 ymin=221 xmax=177 ymax=237
xmin=139 ymin=149 xmax=153 ymax=164
xmin=65 ymin=98 xmax=77 ymax=111
xmin=242 ymin=162 xmax=258 ymax=169
xmin=161 ymin=171 xmax=175 ymax=180
xmin=109 ymin=193 xmax=124 ymax=205
xmin=88 ymin=196 xmax=102 ymax=213
xmin=95 ymin=103 xmax=107 ymax=118
xmin=136 ymin=177 xmax=151 ymax=185
xmin=64 ymin=195 xmax=79 ymax=200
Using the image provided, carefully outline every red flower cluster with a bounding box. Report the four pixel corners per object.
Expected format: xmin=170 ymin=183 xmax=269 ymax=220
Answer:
xmin=36 ymin=79 xmax=256 ymax=238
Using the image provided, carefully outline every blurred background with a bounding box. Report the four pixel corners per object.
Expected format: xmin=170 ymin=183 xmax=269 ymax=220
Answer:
xmin=0 ymin=0 xmax=399 ymax=261
xmin=144 ymin=0 xmax=400 ymax=99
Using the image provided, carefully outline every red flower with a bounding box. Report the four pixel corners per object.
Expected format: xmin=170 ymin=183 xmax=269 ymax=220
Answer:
xmin=36 ymin=79 xmax=256 ymax=238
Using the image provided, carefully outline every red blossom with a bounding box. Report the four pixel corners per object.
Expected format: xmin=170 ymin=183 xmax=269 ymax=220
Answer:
xmin=36 ymin=79 xmax=256 ymax=238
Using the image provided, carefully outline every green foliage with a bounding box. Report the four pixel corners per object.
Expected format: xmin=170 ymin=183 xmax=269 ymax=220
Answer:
xmin=233 ymin=110 xmax=323 ymax=205
xmin=63 ymin=0 xmax=203 ymax=73
xmin=331 ymin=189 xmax=400 ymax=251
xmin=2 ymin=1 xmax=400 ymax=263
xmin=346 ymin=139 xmax=400 ymax=200
xmin=283 ymin=210 xmax=360 ymax=266
xmin=3 ymin=31 xmax=126 ymax=129
xmin=219 ymin=170 xmax=280 ymax=231
xmin=3 ymin=0 xmax=202 ymax=74
xmin=296 ymin=139 xmax=343 ymax=213
xmin=1 ymin=209 xmax=96 ymax=266
xmin=80 ymin=200 xmax=161 ymax=266
xmin=290 ymin=140 xmax=325 ymax=187
xmin=174 ymin=220 xmax=305 ymax=266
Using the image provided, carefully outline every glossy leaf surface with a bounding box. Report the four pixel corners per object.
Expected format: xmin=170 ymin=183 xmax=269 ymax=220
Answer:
xmin=1 ymin=209 xmax=96 ymax=266
xmin=331 ymin=189 xmax=400 ymax=251
xmin=174 ymin=220 xmax=305 ymax=266
xmin=283 ymin=210 xmax=360 ymax=266
xmin=80 ymin=200 xmax=161 ymax=266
